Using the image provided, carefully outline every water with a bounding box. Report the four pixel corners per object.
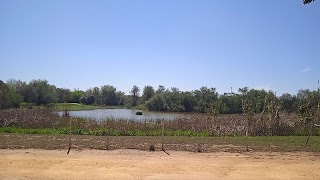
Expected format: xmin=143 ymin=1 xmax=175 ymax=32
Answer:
xmin=59 ymin=109 xmax=177 ymax=121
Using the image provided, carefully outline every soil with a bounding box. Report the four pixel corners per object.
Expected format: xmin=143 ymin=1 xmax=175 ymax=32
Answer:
xmin=1 ymin=133 xmax=318 ymax=153
xmin=1 ymin=149 xmax=320 ymax=180
xmin=1 ymin=133 xmax=320 ymax=179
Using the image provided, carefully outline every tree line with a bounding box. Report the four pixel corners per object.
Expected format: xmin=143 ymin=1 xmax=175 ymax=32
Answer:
xmin=1 ymin=79 xmax=319 ymax=114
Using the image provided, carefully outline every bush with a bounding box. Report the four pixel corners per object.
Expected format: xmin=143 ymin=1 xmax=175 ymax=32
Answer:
xmin=149 ymin=145 xmax=155 ymax=151
xmin=135 ymin=111 xmax=143 ymax=115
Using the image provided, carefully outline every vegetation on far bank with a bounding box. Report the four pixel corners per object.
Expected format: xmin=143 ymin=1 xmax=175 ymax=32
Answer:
xmin=52 ymin=103 xmax=125 ymax=111
xmin=2 ymin=78 xmax=320 ymax=115
xmin=19 ymin=102 xmax=125 ymax=111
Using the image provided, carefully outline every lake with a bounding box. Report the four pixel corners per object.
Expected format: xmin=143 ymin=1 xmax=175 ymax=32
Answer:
xmin=60 ymin=109 xmax=177 ymax=121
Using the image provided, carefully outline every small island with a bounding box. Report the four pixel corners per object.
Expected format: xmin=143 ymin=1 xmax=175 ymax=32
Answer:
xmin=135 ymin=111 xmax=143 ymax=115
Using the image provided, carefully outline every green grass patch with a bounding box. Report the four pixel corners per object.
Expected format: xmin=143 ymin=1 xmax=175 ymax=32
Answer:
xmin=1 ymin=127 xmax=320 ymax=151
xmin=0 ymin=127 xmax=64 ymax=134
xmin=52 ymin=103 xmax=125 ymax=111
xmin=0 ymin=127 xmax=208 ymax=137
xmin=54 ymin=103 xmax=97 ymax=111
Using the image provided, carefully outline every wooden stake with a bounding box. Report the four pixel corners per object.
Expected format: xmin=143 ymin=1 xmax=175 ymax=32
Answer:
xmin=305 ymin=123 xmax=314 ymax=146
xmin=162 ymin=118 xmax=164 ymax=150
xmin=161 ymin=118 xmax=169 ymax=155
xmin=67 ymin=116 xmax=72 ymax=154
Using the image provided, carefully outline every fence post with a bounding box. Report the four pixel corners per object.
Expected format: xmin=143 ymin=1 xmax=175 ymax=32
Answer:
xmin=67 ymin=108 xmax=71 ymax=155
xmin=161 ymin=118 xmax=169 ymax=155
xmin=162 ymin=118 xmax=164 ymax=149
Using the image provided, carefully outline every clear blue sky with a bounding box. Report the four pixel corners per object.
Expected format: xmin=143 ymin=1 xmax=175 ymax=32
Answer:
xmin=1 ymin=0 xmax=319 ymax=95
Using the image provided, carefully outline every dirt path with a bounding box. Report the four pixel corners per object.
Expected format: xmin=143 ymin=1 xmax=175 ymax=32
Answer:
xmin=1 ymin=149 xmax=320 ymax=180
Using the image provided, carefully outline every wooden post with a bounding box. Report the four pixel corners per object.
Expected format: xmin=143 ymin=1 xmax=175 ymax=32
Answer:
xmin=161 ymin=118 xmax=169 ymax=155
xmin=162 ymin=118 xmax=164 ymax=150
xmin=305 ymin=123 xmax=313 ymax=146
xmin=144 ymin=118 xmax=147 ymax=130
xmin=67 ymin=116 xmax=72 ymax=154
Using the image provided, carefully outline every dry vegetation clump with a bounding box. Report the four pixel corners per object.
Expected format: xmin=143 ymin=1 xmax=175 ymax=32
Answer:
xmin=168 ymin=113 xmax=301 ymax=136
xmin=0 ymin=108 xmax=66 ymax=128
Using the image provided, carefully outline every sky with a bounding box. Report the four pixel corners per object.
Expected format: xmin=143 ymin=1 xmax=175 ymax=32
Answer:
xmin=1 ymin=0 xmax=319 ymax=95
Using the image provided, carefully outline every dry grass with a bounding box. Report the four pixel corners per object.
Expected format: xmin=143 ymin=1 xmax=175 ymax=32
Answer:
xmin=0 ymin=108 xmax=316 ymax=136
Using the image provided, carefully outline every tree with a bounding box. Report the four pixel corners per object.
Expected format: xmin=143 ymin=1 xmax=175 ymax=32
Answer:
xmin=219 ymin=94 xmax=242 ymax=114
xmin=0 ymin=80 xmax=23 ymax=109
xmin=23 ymin=79 xmax=57 ymax=105
xmin=181 ymin=91 xmax=196 ymax=112
xmin=6 ymin=79 xmax=28 ymax=102
xmin=146 ymin=94 xmax=169 ymax=111
xmin=70 ymin=90 xmax=84 ymax=103
xmin=92 ymin=87 xmax=102 ymax=104
xmin=101 ymin=85 xmax=118 ymax=106
xmin=279 ymin=93 xmax=297 ymax=113
xmin=85 ymin=88 xmax=93 ymax=96
xmin=6 ymin=79 xmax=27 ymax=92
xmin=156 ymin=85 xmax=166 ymax=94
xmin=140 ymin=86 xmax=155 ymax=104
xmin=116 ymin=91 xmax=126 ymax=105
xmin=130 ymin=85 xmax=140 ymax=107
xmin=237 ymin=87 xmax=269 ymax=113
xmin=79 ymin=96 xmax=87 ymax=104
xmin=56 ymin=88 xmax=72 ymax=103
xmin=86 ymin=95 xmax=95 ymax=105
xmin=194 ymin=86 xmax=218 ymax=112
xmin=166 ymin=87 xmax=184 ymax=112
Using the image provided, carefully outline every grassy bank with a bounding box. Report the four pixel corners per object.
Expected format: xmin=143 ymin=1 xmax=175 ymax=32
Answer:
xmin=53 ymin=103 xmax=125 ymax=111
xmin=54 ymin=103 xmax=97 ymax=111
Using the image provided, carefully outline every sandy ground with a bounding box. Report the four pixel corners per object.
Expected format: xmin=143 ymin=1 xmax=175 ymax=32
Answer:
xmin=0 ymin=149 xmax=320 ymax=180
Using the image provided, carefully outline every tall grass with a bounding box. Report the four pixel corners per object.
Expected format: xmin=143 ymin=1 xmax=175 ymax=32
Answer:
xmin=0 ymin=108 xmax=319 ymax=136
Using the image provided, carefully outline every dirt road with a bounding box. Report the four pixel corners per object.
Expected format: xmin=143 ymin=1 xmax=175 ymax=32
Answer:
xmin=1 ymin=149 xmax=320 ymax=180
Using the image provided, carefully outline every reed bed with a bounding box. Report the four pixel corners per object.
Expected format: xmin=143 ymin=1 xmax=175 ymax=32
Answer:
xmin=0 ymin=108 xmax=316 ymax=136
xmin=0 ymin=107 xmax=65 ymax=128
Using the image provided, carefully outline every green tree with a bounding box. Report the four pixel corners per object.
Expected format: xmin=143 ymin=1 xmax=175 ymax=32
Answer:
xmin=85 ymin=88 xmax=93 ymax=96
xmin=238 ymin=87 xmax=269 ymax=113
xmin=146 ymin=93 xmax=169 ymax=111
xmin=0 ymin=80 xmax=23 ymax=109
xmin=86 ymin=95 xmax=95 ymax=105
xmin=219 ymin=94 xmax=242 ymax=114
xmin=194 ymin=86 xmax=218 ymax=112
xmin=24 ymin=79 xmax=57 ymax=105
xmin=140 ymin=86 xmax=155 ymax=104
xmin=181 ymin=91 xmax=196 ymax=112
xmin=101 ymin=85 xmax=118 ymax=106
xmin=56 ymin=88 xmax=72 ymax=103
xmin=166 ymin=87 xmax=184 ymax=112
xmin=79 ymin=96 xmax=87 ymax=104
xmin=116 ymin=91 xmax=126 ymax=105
xmin=155 ymin=85 xmax=166 ymax=94
xmin=70 ymin=90 xmax=85 ymax=103
xmin=93 ymin=87 xmax=102 ymax=104
xmin=6 ymin=79 xmax=28 ymax=102
xmin=279 ymin=93 xmax=297 ymax=113
xmin=130 ymin=85 xmax=140 ymax=107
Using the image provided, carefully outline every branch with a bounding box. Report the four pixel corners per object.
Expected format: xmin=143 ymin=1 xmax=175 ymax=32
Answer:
xmin=162 ymin=149 xmax=170 ymax=155
xmin=303 ymin=0 xmax=316 ymax=5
